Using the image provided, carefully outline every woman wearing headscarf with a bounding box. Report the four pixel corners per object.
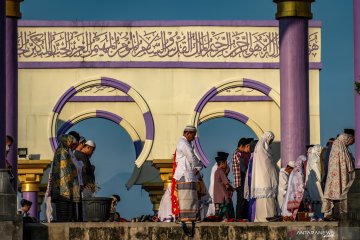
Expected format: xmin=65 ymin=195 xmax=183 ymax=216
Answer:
xmin=282 ymin=155 xmax=306 ymax=221
xmin=322 ymin=133 xmax=355 ymax=220
xmin=49 ymin=134 xmax=81 ymax=221
xmin=206 ymin=162 xmax=218 ymax=217
xmin=158 ymin=184 xmax=175 ymax=222
xmin=304 ymin=144 xmax=324 ymax=221
xmin=250 ymin=131 xmax=278 ymax=222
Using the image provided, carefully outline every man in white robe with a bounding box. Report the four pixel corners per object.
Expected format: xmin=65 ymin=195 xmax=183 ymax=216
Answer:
xmin=173 ymin=125 xmax=203 ymax=222
xmin=277 ymin=160 xmax=295 ymax=215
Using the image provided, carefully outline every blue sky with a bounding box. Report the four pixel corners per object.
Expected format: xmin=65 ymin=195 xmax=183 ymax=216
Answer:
xmin=21 ymin=0 xmax=355 ymax=219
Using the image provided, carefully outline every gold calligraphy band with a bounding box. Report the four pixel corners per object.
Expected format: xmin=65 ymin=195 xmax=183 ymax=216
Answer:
xmin=274 ymin=0 xmax=314 ymax=19
xmin=22 ymin=183 xmax=40 ymax=192
xmin=6 ymin=0 xmax=23 ymax=18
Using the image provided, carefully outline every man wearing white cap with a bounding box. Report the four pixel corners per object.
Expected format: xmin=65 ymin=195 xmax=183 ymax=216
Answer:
xmin=75 ymin=140 xmax=96 ymax=198
xmin=173 ymin=125 xmax=203 ymax=223
xmin=277 ymin=159 xmax=295 ymax=215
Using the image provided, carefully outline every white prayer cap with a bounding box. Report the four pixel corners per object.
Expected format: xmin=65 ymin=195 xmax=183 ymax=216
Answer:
xmin=288 ymin=160 xmax=295 ymax=168
xmin=184 ymin=125 xmax=197 ymax=132
xmin=85 ymin=140 xmax=96 ymax=148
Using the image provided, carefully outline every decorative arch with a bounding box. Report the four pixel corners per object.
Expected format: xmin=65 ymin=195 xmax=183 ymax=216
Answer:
xmin=191 ymin=78 xmax=279 ymax=166
xmin=49 ymin=76 xmax=154 ymax=168
xmin=198 ymin=109 xmax=264 ymax=137
xmin=56 ymin=110 xmax=143 ymax=158
xmin=194 ymin=109 xmax=264 ymax=166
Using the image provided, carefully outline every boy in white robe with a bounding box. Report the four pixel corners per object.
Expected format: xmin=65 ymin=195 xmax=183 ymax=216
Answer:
xmin=277 ymin=160 xmax=295 ymax=215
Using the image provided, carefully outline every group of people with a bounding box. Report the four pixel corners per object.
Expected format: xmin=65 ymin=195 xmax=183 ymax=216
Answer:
xmin=5 ymin=131 xmax=119 ymax=222
xmin=277 ymin=129 xmax=355 ymax=222
xmin=5 ymin=124 xmax=356 ymax=223
xmin=158 ymin=125 xmax=356 ymax=223
xmin=45 ymin=131 xmax=97 ymax=222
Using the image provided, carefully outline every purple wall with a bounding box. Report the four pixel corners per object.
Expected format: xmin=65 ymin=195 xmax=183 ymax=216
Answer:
xmin=0 ymin=0 xmax=6 ymax=169
xmin=279 ymin=18 xmax=310 ymax=167
xmin=18 ymin=20 xmax=322 ymax=27
xmin=6 ymin=17 xmax=18 ymax=189
xmin=18 ymin=61 xmax=323 ymax=70
xmin=355 ymin=0 xmax=360 ymax=168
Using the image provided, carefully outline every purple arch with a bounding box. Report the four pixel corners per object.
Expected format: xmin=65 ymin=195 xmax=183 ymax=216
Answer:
xmin=196 ymin=110 xmax=255 ymax=166
xmin=193 ymin=79 xmax=273 ymax=166
xmin=194 ymin=79 xmax=273 ymax=115
xmin=50 ymin=77 xmax=153 ymax=157
xmin=56 ymin=110 xmax=142 ymax=158
xmin=198 ymin=111 xmax=249 ymax=126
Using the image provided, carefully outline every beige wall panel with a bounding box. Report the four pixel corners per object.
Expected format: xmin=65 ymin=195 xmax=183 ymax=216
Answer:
xmin=18 ymin=64 xmax=318 ymax=163
xmin=309 ymin=70 xmax=320 ymax=115
xmin=24 ymin=115 xmax=53 ymax=159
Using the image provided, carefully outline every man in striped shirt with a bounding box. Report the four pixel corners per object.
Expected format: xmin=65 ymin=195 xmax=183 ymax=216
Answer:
xmin=232 ymin=138 xmax=252 ymax=220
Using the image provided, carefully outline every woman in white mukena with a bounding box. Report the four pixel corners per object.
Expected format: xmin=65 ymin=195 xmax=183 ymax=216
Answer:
xmin=250 ymin=131 xmax=278 ymax=222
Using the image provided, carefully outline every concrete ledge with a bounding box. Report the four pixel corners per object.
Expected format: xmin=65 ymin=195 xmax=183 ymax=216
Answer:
xmin=0 ymin=217 xmax=23 ymax=240
xmin=24 ymin=222 xmax=339 ymax=240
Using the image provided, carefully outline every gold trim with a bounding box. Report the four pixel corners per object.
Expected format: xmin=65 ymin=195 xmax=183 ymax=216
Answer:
xmin=18 ymin=160 xmax=51 ymax=193
xmin=18 ymin=169 xmax=46 ymax=174
xmin=152 ymin=159 xmax=173 ymax=169
xmin=22 ymin=183 xmax=39 ymax=192
xmin=152 ymin=159 xmax=174 ymax=190
xmin=142 ymin=182 xmax=164 ymax=191
xmin=6 ymin=0 xmax=21 ymax=18
xmin=142 ymin=184 xmax=165 ymax=212
xmin=274 ymin=0 xmax=314 ymax=19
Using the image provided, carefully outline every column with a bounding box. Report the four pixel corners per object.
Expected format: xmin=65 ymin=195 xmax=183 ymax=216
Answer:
xmin=152 ymin=159 xmax=174 ymax=190
xmin=6 ymin=0 xmax=23 ymax=190
xmin=0 ymin=0 xmax=6 ymax=169
xmin=347 ymin=0 xmax=360 ymax=222
xmin=355 ymin=0 xmax=360 ymax=169
xmin=274 ymin=0 xmax=314 ymax=166
xmin=142 ymin=182 xmax=165 ymax=214
xmin=18 ymin=159 xmax=51 ymax=221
